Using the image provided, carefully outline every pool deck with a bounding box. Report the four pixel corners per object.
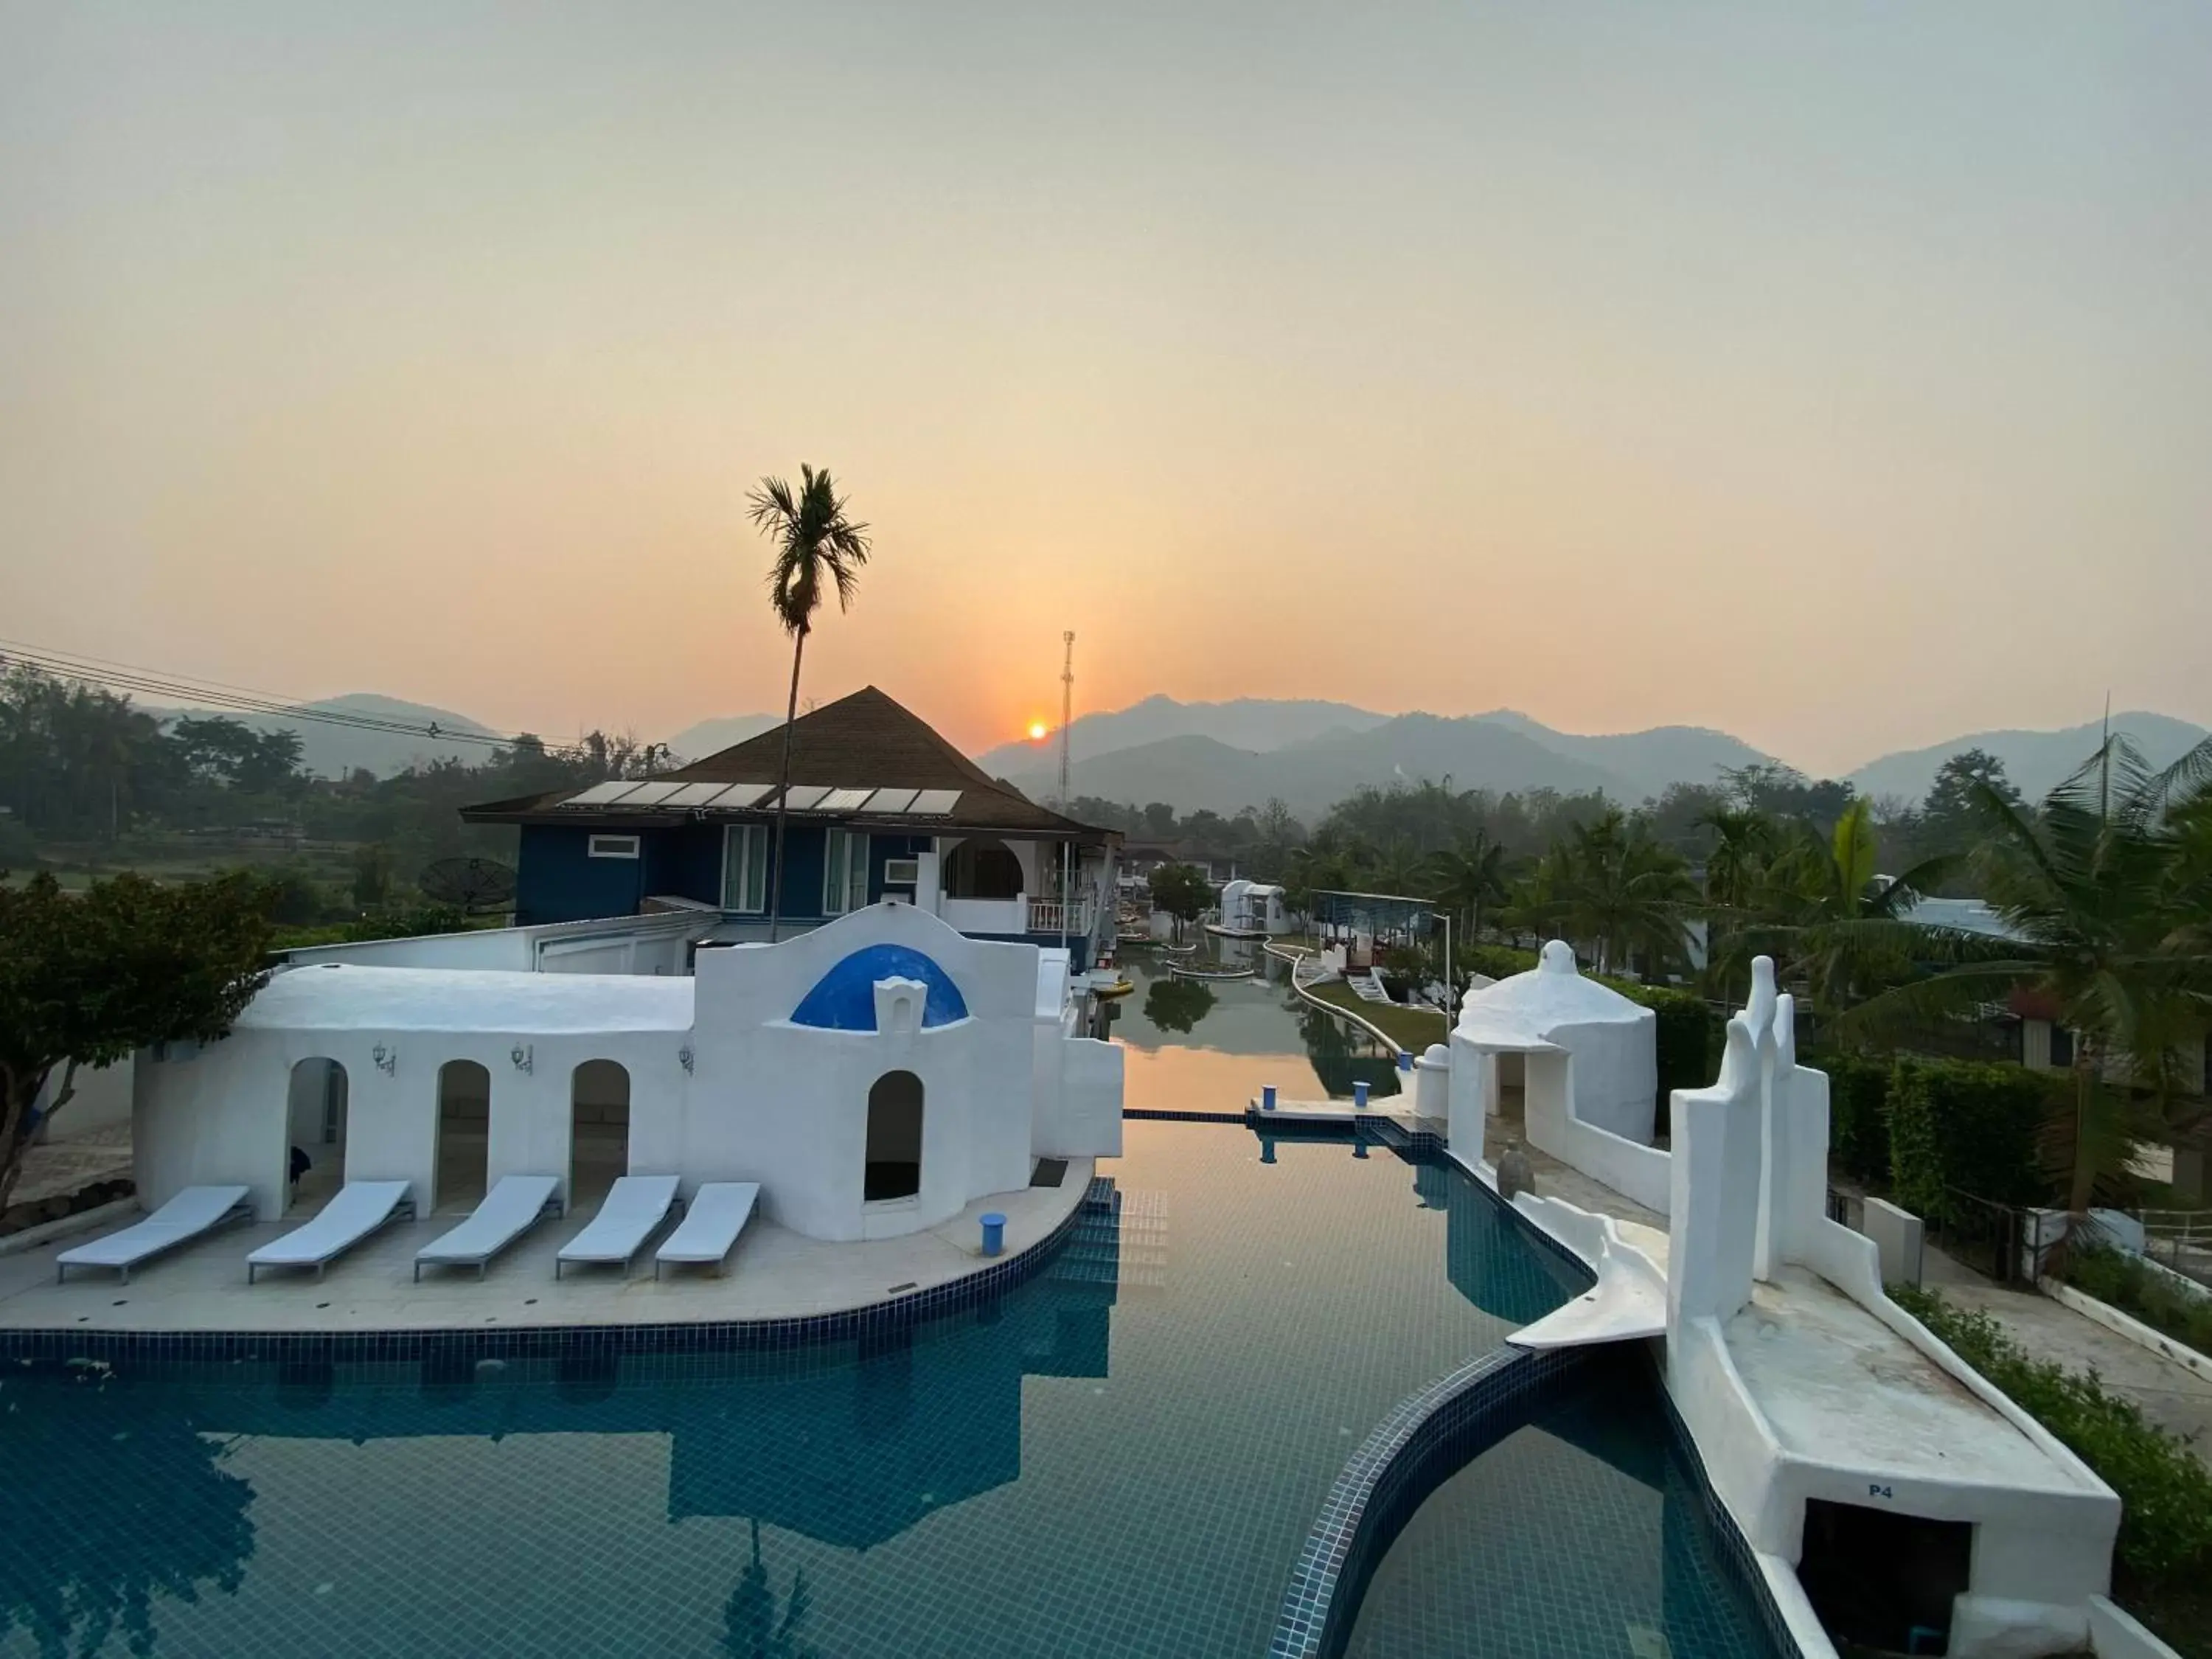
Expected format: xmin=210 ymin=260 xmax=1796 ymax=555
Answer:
xmin=0 ymin=1163 xmax=1091 ymax=1335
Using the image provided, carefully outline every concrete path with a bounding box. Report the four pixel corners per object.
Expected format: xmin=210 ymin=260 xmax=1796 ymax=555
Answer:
xmin=1938 ymin=1273 xmax=2212 ymax=1461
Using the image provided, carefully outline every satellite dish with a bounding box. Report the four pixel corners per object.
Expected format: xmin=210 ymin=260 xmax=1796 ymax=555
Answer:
xmin=417 ymin=857 xmax=517 ymax=915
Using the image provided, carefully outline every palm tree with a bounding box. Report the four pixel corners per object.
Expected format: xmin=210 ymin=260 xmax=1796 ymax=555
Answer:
xmin=1761 ymin=798 xmax=1955 ymax=1015
xmin=747 ymin=465 xmax=871 ymax=942
xmin=1530 ymin=808 xmax=1696 ymax=976
xmin=1429 ymin=830 xmax=1511 ymax=944
xmin=1694 ymin=804 xmax=1773 ymax=1002
xmin=1841 ymin=736 xmax=2212 ymax=1211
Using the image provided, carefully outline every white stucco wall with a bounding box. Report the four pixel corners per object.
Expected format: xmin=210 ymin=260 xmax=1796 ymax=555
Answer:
xmin=32 ymin=1055 xmax=134 ymax=1141
xmin=133 ymin=904 xmax=1122 ymax=1242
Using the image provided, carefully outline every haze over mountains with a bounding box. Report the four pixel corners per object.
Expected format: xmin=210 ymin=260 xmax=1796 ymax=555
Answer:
xmin=170 ymin=686 xmax=2209 ymax=823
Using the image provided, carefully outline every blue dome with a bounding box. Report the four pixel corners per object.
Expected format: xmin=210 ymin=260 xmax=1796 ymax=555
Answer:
xmin=790 ymin=944 xmax=970 ymax=1032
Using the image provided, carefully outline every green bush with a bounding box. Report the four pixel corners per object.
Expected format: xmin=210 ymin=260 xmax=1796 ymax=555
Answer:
xmin=1459 ymin=942 xmax=1537 ymax=981
xmin=1816 ymin=1051 xmax=1895 ymax=1189
xmin=1886 ymin=1054 xmax=2053 ymax=1218
xmin=1608 ymin=981 xmax=1714 ymax=1138
xmin=2065 ymin=1247 xmax=2212 ymax=1360
xmin=0 ymin=814 xmax=40 ymax=871
xmin=1893 ymin=1284 xmax=2212 ymax=1586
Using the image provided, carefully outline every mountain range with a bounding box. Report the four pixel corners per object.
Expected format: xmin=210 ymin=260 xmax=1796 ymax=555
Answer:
xmin=168 ymin=686 xmax=2210 ymax=821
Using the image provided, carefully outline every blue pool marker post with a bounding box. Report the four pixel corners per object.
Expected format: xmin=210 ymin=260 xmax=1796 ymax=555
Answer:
xmin=1397 ymin=1050 xmax=1413 ymax=1073
xmin=1262 ymin=1084 xmax=1277 ymax=1112
xmin=1353 ymin=1079 xmax=1370 ymax=1110
xmin=980 ymin=1212 xmax=1006 ymax=1257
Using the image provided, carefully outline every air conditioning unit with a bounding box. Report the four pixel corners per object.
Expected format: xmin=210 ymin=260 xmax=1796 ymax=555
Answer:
xmin=883 ymin=857 xmax=921 ymax=888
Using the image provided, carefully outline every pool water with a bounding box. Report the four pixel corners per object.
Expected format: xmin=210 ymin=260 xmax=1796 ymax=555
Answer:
xmin=0 ymin=1124 xmax=1589 ymax=1659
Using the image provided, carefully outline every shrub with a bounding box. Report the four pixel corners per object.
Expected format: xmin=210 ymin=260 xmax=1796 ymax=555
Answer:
xmin=2064 ymin=1246 xmax=2212 ymax=1360
xmin=1609 ymin=981 xmax=1714 ymax=1138
xmin=1892 ymin=1283 xmax=2212 ymax=1587
xmin=1886 ymin=1054 xmax=2053 ymax=1219
xmin=0 ymin=814 xmax=40 ymax=871
xmin=1816 ymin=1051 xmax=1895 ymax=1189
xmin=1459 ymin=943 xmax=1537 ymax=981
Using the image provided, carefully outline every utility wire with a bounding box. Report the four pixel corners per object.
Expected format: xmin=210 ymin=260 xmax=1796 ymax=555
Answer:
xmin=0 ymin=636 xmax=648 ymax=764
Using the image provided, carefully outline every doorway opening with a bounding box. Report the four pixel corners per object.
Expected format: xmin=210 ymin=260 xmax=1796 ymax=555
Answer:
xmin=865 ymin=1071 xmax=923 ymax=1201
xmin=285 ymin=1057 xmax=348 ymax=1213
xmin=435 ymin=1060 xmax=492 ymax=1214
xmin=571 ymin=1060 xmax=631 ymax=1210
xmin=1797 ymin=1498 xmax=1972 ymax=1655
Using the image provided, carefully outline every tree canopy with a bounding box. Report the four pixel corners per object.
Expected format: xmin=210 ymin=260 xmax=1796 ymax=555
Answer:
xmin=0 ymin=869 xmax=276 ymax=1207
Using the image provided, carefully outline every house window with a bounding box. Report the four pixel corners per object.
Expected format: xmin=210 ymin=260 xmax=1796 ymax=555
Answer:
xmin=824 ymin=829 xmax=870 ymax=915
xmin=588 ymin=834 xmax=641 ymax=860
xmin=2050 ymin=1023 xmax=2076 ymax=1068
xmin=722 ymin=824 xmax=768 ymax=913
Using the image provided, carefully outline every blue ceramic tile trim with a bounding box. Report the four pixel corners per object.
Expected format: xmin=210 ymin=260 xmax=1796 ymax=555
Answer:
xmin=0 ymin=1178 xmax=1113 ymax=1374
xmin=1123 ymin=1107 xmax=1248 ymax=1123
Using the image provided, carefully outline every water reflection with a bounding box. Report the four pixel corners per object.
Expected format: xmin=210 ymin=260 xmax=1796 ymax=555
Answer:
xmin=723 ymin=1519 xmax=823 ymax=1659
xmin=0 ymin=1374 xmax=255 ymax=1658
xmin=1139 ymin=975 xmax=1217 ymax=1034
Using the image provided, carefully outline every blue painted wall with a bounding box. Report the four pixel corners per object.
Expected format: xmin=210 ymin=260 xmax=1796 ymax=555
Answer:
xmin=514 ymin=825 xmax=647 ymax=925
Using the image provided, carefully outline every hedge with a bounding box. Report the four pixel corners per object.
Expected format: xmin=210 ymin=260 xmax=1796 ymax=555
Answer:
xmin=1458 ymin=943 xmax=1539 ymax=981
xmin=1893 ymin=1284 xmax=2212 ymax=1590
xmin=1610 ymin=982 xmax=1714 ymax=1138
xmin=2064 ymin=1247 xmax=2212 ymax=1360
xmin=1815 ymin=1051 xmax=1895 ymax=1189
xmin=1886 ymin=1054 xmax=2053 ymax=1217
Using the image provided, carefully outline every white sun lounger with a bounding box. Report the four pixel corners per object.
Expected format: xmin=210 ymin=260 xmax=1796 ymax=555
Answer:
xmin=55 ymin=1185 xmax=254 ymax=1284
xmin=246 ymin=1180 xmax=414 ymax=1283
xmin=554 ymin=1174 xmax=681 ymax=1279
xmin=654 ymin=1182 xmax=760 ymax=1279
xmin=414 ymin=1174 xmax=564 ymax=1281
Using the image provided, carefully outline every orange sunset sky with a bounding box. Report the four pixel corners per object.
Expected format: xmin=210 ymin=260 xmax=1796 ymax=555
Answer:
xmin=3 ymin=4 xmax=2208 ymax=776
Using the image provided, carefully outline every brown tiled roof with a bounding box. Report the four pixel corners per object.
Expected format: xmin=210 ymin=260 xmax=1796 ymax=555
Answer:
xmin=461 ymin=686 xmax=1116 ymax=841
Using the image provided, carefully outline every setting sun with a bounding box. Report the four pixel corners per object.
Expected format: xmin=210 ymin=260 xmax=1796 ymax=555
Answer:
xmin=1027 ymin=720 xmax=1048 ymax=741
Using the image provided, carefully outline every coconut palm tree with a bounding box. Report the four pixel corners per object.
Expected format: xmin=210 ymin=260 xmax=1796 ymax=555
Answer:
xmin=1429 ymin=830 xmax=1511 ymax=944
xmin=1759 ymin=798 xmax=1956 ymax=1015
xmin=1840 ymin=736 xmax=2212 ymax=1211
xmin=1529 ymin=808 xmax=1696 ymax=977
xmin=747 ymin=465 xmax=871 ymax=942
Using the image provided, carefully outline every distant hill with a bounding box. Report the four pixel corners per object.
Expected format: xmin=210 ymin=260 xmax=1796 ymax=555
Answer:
xmin=972 ymin=694 xmax=1388 ymax=778
xmin=1000 ymin=710 xmax=1654 ymax=818
xmin=148 ymin=693 xmax=503 ymax=779
xmin=1847 ymin=712 xmax=2212 ymax=804
xmin=664 ymin=713 xmax=782 ymax=763
xmin=1473 ymin=709 xmax=1775 ymax=802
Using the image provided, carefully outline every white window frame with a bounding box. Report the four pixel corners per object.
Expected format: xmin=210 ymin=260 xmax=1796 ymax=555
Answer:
xmin=587 ymin=833 xmax=641 ymax=860
xmin=722 ymin=824 xmax=768 ymax=914
xmin=823 ymin=828 xmax=870 ymax=915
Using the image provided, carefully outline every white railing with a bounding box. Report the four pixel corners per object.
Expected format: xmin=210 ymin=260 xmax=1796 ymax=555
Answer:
xmin=1026 ymin=897 xmax=1096 ymax=936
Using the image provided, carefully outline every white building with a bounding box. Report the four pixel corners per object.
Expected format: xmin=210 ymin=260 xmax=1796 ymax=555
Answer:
xmin=1215 ymin=879 xmax=1289 ymax=936
xmin=133 ymin=902 xmax=1122 ymax=1242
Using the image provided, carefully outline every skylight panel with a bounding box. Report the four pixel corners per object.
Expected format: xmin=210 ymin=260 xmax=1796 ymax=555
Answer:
xmin=660 ymin=782 xmax=730 ymax=807
xmin=777 ymin=785 xmax=831 ymax=811
xmin=861 ymin=787 xmax=919 ymax=814
xmin=615 ymin=782 xmax=686 ymax=807
xmin=908 ymin=789 xmax=963 ymax=815
xmin=818 ymin=787 xmax=874 ymax=812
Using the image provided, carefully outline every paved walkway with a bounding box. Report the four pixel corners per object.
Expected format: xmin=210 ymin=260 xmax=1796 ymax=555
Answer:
xmin=1933 ymin=1265 xmax=2212 ymax=1461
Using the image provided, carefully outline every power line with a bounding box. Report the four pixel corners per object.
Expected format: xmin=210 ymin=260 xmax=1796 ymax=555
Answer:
xmin=0 ymin=637 xmax=635 ymax=765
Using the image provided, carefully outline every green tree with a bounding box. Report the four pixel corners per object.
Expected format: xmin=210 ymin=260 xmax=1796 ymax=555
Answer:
xmin=1843 ymin=736 xmax=2212 ymax=1212
xmin=748 ymin=465 xmax=872 ymax=942
xmin=1147 ymin=862 xmax=1212 ymax=942
xmin=0 ymin=870 xmax=275 ymax=1208
xmin=1917 ymin=747 xmax=2026 ymax=863
xmin=1527 ymin=809 xmax=1695 ymax=977
xmin=1428 ymin=830 xmax=1511 ymax=942
xmin=1761 ymin=797 xmax=1955 ymax=1015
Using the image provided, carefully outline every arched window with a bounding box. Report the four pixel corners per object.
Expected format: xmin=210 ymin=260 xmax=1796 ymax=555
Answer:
xmin=942 ymin=838 xmax=1023 ymax=900
xmin=436 ymin=1060 xmax=492 ymax=1212
xmin=571 ymin=1060 xmax=631 ymax=1208
xmin=865 ymin=1071 xmax=923 ymax=1202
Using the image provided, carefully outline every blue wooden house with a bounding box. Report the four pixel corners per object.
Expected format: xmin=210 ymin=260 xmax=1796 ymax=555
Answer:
xmin=464 ymin=687 xmax=1121 ymax=969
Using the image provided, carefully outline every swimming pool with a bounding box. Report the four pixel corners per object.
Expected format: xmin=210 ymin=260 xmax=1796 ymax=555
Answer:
xmin=0 ymin=1120 xmax=1782 ymax=1658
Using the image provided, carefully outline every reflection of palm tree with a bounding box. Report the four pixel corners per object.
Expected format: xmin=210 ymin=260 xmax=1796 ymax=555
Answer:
xmin=0 ymin=1388 xmax=255 ymax=1658
xmin=723 ymin=1520 xmax=823 ymax=1659
xmin=1143 ymin=977 xmax=1217 ymax=1034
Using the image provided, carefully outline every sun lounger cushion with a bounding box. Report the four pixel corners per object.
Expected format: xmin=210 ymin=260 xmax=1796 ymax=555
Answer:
xmin=55 ymin=1186 xmax=252 ymax=1279
xmin=415 ymin=1175 xmax=562 ymax=1274
xmin=247 ymin=1180 xmax=411 ymax=1278
xmin=655 ymin=1183 xmax=759 ymax=1276
xmin=556 ymin=1174 xmax=681 ymax=1272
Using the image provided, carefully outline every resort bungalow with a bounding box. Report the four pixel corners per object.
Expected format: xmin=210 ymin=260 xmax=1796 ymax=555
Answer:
xmin=463 ymin=687 xmax=1121 ymax=971
xmin=1215 ymin=879 xmax=1290 ymax=936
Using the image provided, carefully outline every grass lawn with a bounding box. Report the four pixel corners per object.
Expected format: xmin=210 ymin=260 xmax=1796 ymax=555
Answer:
xmin=1304 ymin=978 xmax=1449 ymax=1051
